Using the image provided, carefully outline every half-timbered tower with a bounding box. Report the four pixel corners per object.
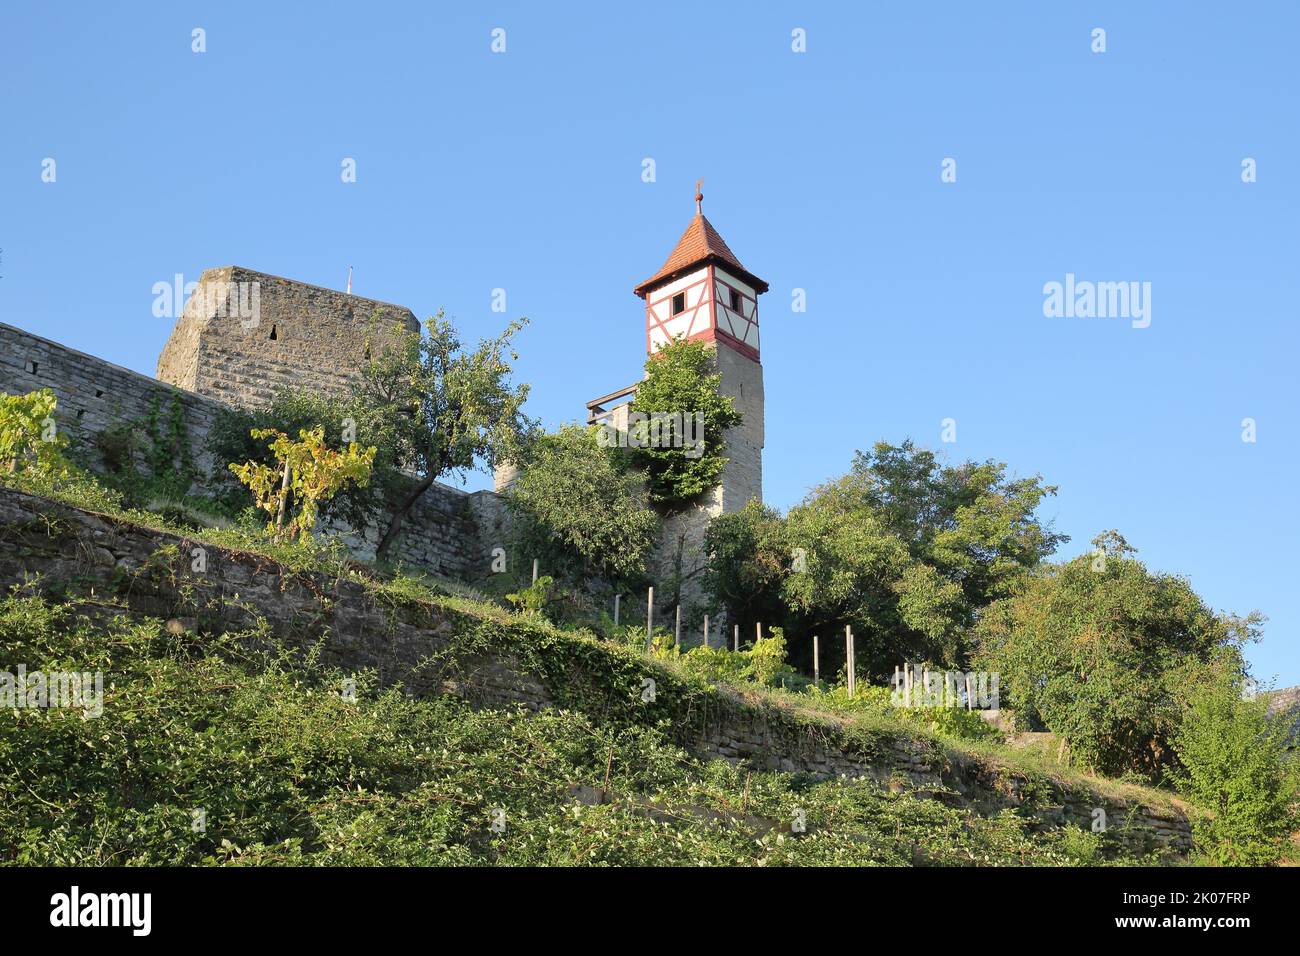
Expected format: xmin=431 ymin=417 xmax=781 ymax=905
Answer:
xmin=632 ymin=185 xmax=767 ymax=512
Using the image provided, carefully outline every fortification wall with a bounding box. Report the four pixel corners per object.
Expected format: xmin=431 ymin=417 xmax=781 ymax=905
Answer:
xmin=1 ymin=322 xmax=503 ymax=583
xmin=156 ymin=267 xmax=420 ymax=409
xmin=0 ymin=322 xmax=225 ymax=478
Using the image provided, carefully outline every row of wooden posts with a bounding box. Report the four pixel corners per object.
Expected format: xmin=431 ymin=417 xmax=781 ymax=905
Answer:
xmin=536 ymin=564 xmax=976 ymax=706
xmin=612 ymin=585 xmax=859 ymax=694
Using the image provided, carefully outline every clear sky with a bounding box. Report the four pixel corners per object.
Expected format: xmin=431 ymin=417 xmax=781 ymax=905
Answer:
xmin=2 ymin=2 xmax=1296 ymax=685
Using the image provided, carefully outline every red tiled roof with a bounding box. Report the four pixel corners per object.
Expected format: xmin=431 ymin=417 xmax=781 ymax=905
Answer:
xmin=634 ymin=213 xmax=768 ymax=297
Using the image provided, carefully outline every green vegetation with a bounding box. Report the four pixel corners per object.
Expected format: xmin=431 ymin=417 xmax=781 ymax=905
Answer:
xmin=205 ymin=311 xmax=533 ymax=559
xmin=974 ymin=531 xmax=1262 ymax=784
xmin=228 ymin=426 xmax=376 ymax=539
xmin=704 ymin=440 xmax=1065 ymax=676
xmin=1 ymin=388 xmax=74 ymax=477
xmin=3 ymin=350 xmax=1295 ymax=867
xmin=504 ymin=424 xmax=658 ymax=586
xmin=357 ymin=312 xmax=532 ymax=559
xmin=1170 ymin=669 xmax=1299 ymax=865
xmin=628 ymin=338 xmax=742 ymax=508
xmin=0 ymin=592 xmax=1149 ymax=867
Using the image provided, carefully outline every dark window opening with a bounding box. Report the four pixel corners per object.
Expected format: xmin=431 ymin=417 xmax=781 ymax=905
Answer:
xmin=729 ymin=289 xmax=741 ymax=312
xmin=25 ymin=360 xmax=38 ymax=375
xmin=76 ymin=409 xmax=85 ymax=420
xmin=269 ymin=324 xmax=278 ymax=341
xmin=94 ymin=388 xmax=104 ymax=398
xmin=671 ymin=292 xmax=686 ymax=315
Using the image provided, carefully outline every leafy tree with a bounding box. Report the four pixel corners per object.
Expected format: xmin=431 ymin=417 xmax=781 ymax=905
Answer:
xmin=357 ymin=312 xmax=533 ymax=560
xmin=1171 ymin=670 xmax=1299 ymax=865
xmin=1 ymin=389 xmax=71 ymax=476
xmin=704 ymin=441 xmax=1065 ymax=677
xmin=627 ymin=339 xmax=741 ymax=508
xmin=700 ymin=499 xmax=788 ymax=633
xmin=505 ymin=425 xmax=659 ymax=585
xmin=229 ymin=427 xmax=377 ymax=539
xmin=974 ymin=531 xmax=1263 ymax=781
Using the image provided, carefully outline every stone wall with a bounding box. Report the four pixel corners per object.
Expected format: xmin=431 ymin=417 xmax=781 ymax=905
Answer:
xmin=0 ymin=486 xmax=1192 ymax=857
xmin=156 ymin=266 xmax=420 ymax=409
xmin=0 ymin=322 xmax=226 ymax=478
xmin=1 ymin=322 xmax=504 ymax=583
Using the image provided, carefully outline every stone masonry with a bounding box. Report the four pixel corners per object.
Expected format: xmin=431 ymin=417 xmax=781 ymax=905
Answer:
xmin=1 ymin=320 xmax=503 ymax=582
xmin=156 ymin=266 xmax=420 ymax=408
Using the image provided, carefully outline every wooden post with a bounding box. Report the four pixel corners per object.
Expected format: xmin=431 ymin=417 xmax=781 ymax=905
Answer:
xmin=733 ymin=624 xmax=739 ymax=652
xmin=813 ymin=635 xmax=820 ymax=687
xmin=845 ymin=625 xmax=855 ymax=696
xmin=904 ymin=662 xmax=912 ymax=708
xmin=275 ymin=458 xmax=291 ymax=531
xmin=646 ymin=586 xmax=654 ymax=648
xmin=531 ymin=558 xmax=538 ymax=585
xmin=965 ymin=672 xmax=973 ymax=711
xmin=674 ymin=605 xmax=681 ymax=648
xmin=755 ymin=621 xmax=762 ymax=647
xmin=613 ymin=594 xmax=620 ymax=626
xmin=703 ymin=614 xmax=709 ymax=649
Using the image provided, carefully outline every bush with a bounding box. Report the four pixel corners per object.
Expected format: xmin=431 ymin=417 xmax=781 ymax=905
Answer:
xmin=1171 ymin=678 xmax=1299 ymax=865
xmin=975 ymin=531 xmax=1260 ymax=782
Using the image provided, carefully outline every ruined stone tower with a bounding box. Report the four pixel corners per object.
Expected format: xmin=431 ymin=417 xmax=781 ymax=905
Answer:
xmin=588 ymin=189 xmax=767 ymax=633
xmin=157 ymin=266 xmax=420 ymax=409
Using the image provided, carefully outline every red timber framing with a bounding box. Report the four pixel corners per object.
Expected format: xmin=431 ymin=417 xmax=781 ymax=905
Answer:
xmin=643 ymin=264 xmax=760 ymax=363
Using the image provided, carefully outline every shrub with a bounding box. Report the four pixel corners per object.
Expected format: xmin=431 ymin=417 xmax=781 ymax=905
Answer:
xmin=1171 ymin=678 xmax=1299 ymax=865
xmin=0 ymin=389 xmax=72 ymax=477
xmin=229 ymin=427 xmax=376 ymax=539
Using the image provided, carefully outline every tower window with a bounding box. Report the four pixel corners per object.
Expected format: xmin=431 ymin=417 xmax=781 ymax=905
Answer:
xmin=671 ymin=292 xmax=685 ymax=315
xmin=729 ymin=289 xmax=741 ymax=312
xmin=269 ymin=324 xmax=278 ymax=341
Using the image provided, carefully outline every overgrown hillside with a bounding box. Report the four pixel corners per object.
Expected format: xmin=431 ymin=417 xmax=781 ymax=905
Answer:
xmin=1 ymin=593 xmax=1138 ymax=867
xmin=0 ymin=484 xmax=1194 ymax=867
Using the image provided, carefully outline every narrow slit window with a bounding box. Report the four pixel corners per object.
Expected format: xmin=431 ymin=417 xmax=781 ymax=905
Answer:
xmin=269 ymin=324 xmax=278 ymax=341
xmin=729 ymin=289 xmax=741 ymax=312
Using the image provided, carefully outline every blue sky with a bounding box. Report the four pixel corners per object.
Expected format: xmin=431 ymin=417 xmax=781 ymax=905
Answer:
xmin=2 ymin=2 xmax=1297 ymax=684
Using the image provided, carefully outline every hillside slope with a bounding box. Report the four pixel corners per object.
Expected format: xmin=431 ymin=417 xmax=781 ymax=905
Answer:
xmin=0 ymin=487 xmax=1192 ymax=865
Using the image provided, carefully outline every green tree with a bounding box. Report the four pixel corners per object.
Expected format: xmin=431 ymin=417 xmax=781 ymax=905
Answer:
xmin=505 ymin=425 xmax=659 ymax=584
xmin=627 ymin=339 xmax=741 ymax=508
xmin=701 ymin=499 xmax=788 ymax=635
xmin=975 ymin=531 xmax=1262 ymax=781
xmin=704 ymin=441 xmax=1065 ymax=677
xmin=356 ymin=312 xmax=534 ymax=560
xmin=1171 ymin=672 xmax=1299 ymax=865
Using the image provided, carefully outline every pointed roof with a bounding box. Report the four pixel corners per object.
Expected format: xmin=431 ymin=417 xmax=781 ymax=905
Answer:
xmin=634 ymin=213 xmax=769 ymax=298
